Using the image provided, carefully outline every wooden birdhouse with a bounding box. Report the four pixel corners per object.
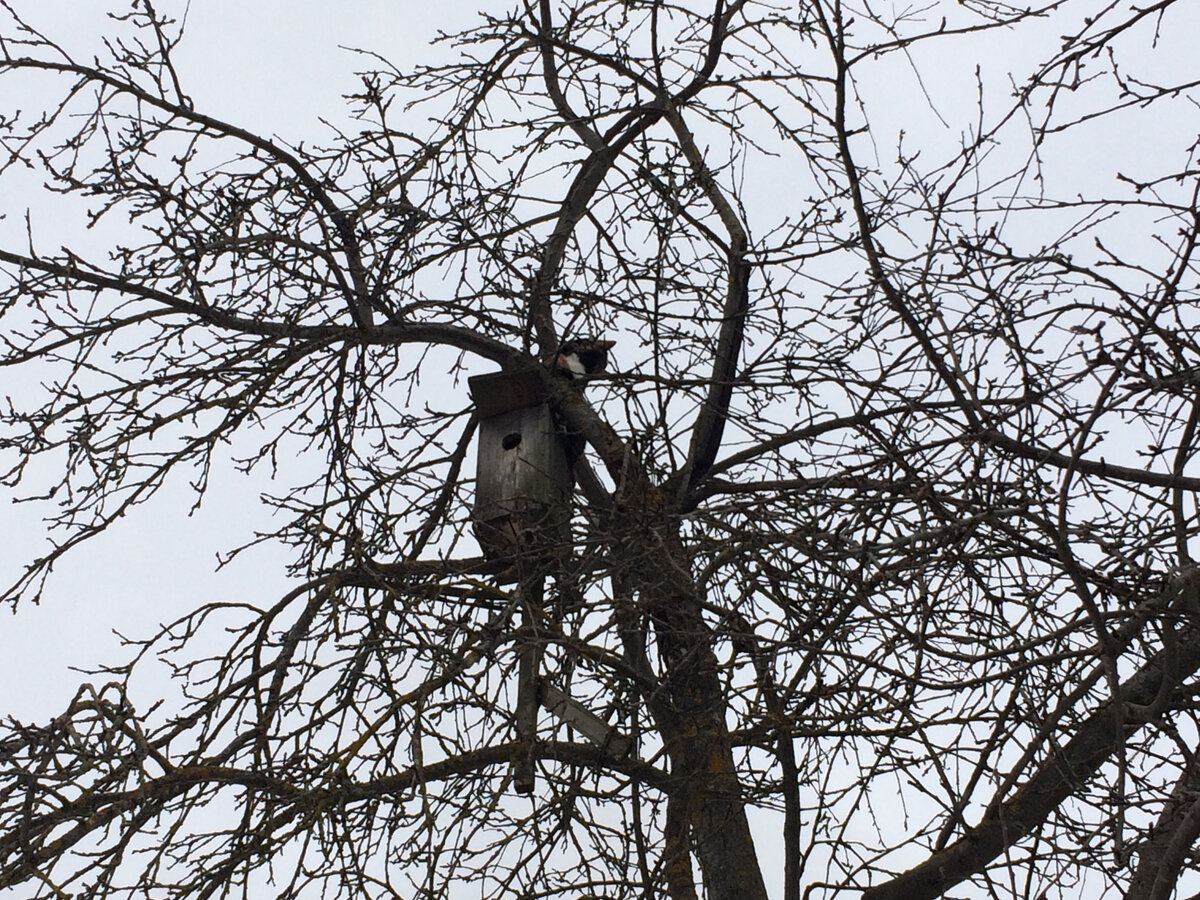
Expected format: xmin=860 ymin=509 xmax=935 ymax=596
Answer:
xmin=469 ymin=370 xmax=572 ymax=562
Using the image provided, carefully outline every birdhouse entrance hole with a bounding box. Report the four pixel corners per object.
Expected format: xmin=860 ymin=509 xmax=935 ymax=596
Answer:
xmin=502 ymin=432 xmax=522 ymax=450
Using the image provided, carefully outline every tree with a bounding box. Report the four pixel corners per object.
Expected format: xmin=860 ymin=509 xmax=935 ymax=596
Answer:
xmin=2 ymin=0 xmax=1199 ymax=896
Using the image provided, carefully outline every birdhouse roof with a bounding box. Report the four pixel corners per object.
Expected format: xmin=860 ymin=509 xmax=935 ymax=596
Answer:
xmin=468 ymin=370 xmax=548 ymax=419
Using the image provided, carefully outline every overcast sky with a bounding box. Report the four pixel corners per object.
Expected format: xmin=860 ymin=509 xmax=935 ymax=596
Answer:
xmin=0 ymin=1 xmax=505 ymax=721
xmin=3 ymin=0 xmax=1196 ymax=733
xmin=2 ymin=0 xmax=1196 ymax=735
xmin=3 ymin=4 xmax=1200 ymax=895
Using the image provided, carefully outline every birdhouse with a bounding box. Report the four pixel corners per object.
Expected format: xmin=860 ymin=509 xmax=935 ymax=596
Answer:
xmin=469 ymin=370 xmax=572 ymax=561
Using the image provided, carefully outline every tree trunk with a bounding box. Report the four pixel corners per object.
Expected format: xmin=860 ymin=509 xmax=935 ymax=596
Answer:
xmin=617 ymin=496 xmax=769 ymax=900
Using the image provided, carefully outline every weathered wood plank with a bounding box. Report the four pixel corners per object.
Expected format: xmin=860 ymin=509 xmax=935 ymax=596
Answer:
xmin=541 ymin=683 xmax=632 ymax=758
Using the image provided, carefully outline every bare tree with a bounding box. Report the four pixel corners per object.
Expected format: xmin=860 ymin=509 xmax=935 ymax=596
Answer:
xmin=2 ymin=0 xmax=1200 ymax=897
